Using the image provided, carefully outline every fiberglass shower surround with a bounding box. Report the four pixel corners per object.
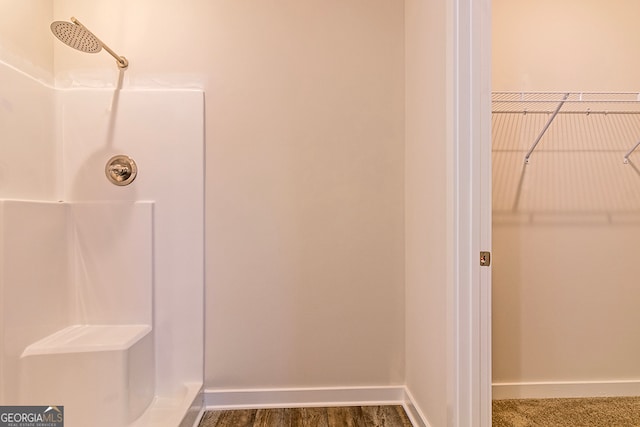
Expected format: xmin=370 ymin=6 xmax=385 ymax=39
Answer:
xmin=0 ymin=21 xmax=204 ymax=427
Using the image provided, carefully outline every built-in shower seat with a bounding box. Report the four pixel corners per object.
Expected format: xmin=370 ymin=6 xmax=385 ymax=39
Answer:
xmin=20 ymin=324 xmax=155 ymax=427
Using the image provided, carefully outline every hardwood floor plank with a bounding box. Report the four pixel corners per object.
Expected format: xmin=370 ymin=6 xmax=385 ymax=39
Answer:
xmin=298 ymin=407 xmax=329 ymax=427
xmin=198 ymin=411 xmax=222 ymax=427
xmin=282 ymin=407 xmax=328 ymax=427
xmin=350 ymin=406 xmax=369 ymax=427
xmin=360 ymin=405 xmax=414 ymax=427
xmin=200 ymin=405 xmax=413 ymax=427
xmin=391 ymin=405 xmax=414 ymax=427
xmin=285 ymin=407 xmax=303 ymax=426
xmin=210 ymin=409 xmax=257 ymax=427
xmin=361 ymin=406 xmax=384 ymax=425
xmin=254 ymin=408 xmax=284 ymax=426
xmin=327 ymin=406 xmax=367 ymax=427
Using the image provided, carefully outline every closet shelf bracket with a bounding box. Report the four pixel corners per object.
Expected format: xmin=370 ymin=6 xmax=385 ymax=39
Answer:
xmin=524 ymin=93 xmax=570 ymax=164
xmin=624 ymin=140 xmax=640 ymax=164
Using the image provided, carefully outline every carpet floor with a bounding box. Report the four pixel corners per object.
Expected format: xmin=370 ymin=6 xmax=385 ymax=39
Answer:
xmin=493 ymin=397 xmax=640 ymax=426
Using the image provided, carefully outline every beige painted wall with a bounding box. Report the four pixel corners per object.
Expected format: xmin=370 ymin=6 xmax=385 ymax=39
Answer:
xmin=493 ymin=0 xmax=640 ymax=92
xmin=493 ymin=224 xmax=640 ymax=383
xmin=51 ymin=1 xmax=406 ymax=389
xmin=493 ymin=0 xmax=640 ymax=387
xmin=405 ymin=0 xmax=448 ymax=424
xmin=0 ymin=2 xmax=56 ymax=200
xmin=0 ymin=0 xmax=53 ymax=76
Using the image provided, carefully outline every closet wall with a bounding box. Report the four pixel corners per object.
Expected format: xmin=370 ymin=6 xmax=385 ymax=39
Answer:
xmin=493 ymin=0 xmax=640 ymax=397
xmin=493 ymin=0 xmax=640 ymax=91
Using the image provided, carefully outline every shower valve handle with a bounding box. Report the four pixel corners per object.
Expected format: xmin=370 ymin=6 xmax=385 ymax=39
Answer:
xmin=105 ymin=155 xmax=137 ymax=186
xmin=109 ymin=164 xmax=130 ymax=177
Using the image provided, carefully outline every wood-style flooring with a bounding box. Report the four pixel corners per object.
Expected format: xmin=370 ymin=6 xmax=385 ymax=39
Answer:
xmin=199 ymin=405 xmax=413 ymax=427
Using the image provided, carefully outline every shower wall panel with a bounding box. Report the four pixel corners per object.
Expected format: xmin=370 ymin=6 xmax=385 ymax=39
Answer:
xmin=0 ymin=200 xmax=154 ymax=407
xmin=0 ymin=203 xmax=2 ymax=403
xmin=0 ymin=54 xmax=204 ymax=423
xmin=70 ymin=202 xmax=153 ymax=325
xmin=0 ymin=201 xmax=70 ymax=403
xmin=59 ymin=88 xmax=204 ymax=399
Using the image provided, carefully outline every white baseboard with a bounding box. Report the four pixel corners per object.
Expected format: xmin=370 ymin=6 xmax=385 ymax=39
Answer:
xmin=203 ymin=385 xmax=431 ymax=426
xmin=204 ymin=385 xmax=406 ymax=409
xmin=402 ymin=388 xmax=432 ymax=427
xmin=493 ymin=380 xmax=640 ymax=400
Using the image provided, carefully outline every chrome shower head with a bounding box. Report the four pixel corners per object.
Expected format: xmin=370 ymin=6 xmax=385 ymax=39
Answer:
xmin=50 ymin=17 xmax=128 ymax=69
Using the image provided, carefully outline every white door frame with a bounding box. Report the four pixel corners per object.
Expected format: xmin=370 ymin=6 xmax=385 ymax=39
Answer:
xmin=448 ymin=0 xmax=492 ymax=425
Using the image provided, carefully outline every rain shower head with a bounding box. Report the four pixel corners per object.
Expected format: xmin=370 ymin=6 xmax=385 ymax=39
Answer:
xmin=50 ymin=17 xmax=128 ymax=70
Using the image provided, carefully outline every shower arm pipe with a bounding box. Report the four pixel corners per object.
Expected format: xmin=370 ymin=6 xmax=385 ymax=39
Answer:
xmin=71 ymin=17 xmax=128 ymax=69
xmin=623 ymin=140 xmax=640 ymax=164
xmin=524 ymin=92 xmax=570 ymax=164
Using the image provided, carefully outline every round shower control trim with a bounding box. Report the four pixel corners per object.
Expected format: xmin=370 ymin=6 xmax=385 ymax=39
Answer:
xmin=105 ymin=155 xmax=137 ymax=186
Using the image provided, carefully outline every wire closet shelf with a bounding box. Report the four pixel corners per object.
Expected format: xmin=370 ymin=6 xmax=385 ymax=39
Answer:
xmin=492 ymin=91 xmax=640 ymax=164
